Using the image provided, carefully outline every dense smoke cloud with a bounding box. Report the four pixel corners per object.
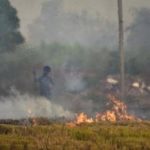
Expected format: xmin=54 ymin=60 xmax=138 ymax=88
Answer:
xmin=28 ymin=0 xmax=117 ymax=48
xmin=0 ymin=87 xmax=73 ymax=119
xmin=127 ymin=8 xmax=150 ymax=51
xmin=10 ymin=0 xmax=150 ymax=41
xmin=0 ymin=0 xmax=150 ymax=120
xmin=126 ymin=8 xmax=150 ymax=75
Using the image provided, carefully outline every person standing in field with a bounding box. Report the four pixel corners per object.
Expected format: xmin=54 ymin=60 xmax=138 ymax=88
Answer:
xmin=34 ymin=66 xmax=54 ymax=99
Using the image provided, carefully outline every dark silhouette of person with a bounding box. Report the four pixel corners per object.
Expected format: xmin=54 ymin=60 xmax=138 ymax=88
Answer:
xmin=37 ymin=66 xmax=54 ymax=99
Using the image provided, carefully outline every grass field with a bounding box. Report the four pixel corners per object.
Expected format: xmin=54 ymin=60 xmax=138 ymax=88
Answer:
xmin=0 ymin=122 xmax=150 ymax=150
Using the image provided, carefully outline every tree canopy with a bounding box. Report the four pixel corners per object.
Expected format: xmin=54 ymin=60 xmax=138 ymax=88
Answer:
xmin=0 ymin=0 xmax=24 ymax=52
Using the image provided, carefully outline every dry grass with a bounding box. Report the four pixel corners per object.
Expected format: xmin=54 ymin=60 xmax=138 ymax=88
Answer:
xmin=0 ymin=122 xmax=149 ymax=150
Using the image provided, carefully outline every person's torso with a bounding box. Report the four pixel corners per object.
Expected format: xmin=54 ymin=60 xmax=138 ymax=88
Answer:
xmin=39 ymin=75 xmax=53 ymax=92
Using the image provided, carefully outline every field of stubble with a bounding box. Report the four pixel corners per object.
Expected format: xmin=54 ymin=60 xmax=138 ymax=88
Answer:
xmin=0 ymin=122 xmax=150 ymax=150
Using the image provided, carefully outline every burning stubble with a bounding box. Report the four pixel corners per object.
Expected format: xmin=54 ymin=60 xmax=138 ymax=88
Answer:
xmin=67 ymin=94 xmax=141 ymax=127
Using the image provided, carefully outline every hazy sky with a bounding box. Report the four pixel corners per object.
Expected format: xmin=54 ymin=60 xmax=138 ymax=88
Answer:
xmin=10 ymin=0 xmax=150 ymax=39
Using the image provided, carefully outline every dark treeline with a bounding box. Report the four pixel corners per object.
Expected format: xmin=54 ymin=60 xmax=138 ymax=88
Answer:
xmin=0 ymin=0 xmax=24 ymax=52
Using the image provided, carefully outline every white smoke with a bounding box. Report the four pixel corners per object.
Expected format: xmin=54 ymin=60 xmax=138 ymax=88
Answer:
xmin=0 ymin=87 xmax=73 ymax=119
xmin=65 ymin=71 xmax=86 ymax=92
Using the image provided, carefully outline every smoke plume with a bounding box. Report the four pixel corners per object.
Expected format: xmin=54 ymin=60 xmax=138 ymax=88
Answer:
xmin=28 ymin=0 xmax=117 ymax=48
xmin=0 ymin=87 xmax=73 ymax=119
xmin=0 ymin=1 xmax=150 ymax=120
xmin=126 ymin=8 xmax=150 ymax=75
xmin=127 ymin=8 xmax=150 ymax=51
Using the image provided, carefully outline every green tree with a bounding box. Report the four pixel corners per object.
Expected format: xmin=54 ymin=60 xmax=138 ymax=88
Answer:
xmin=0 ymin=0 xmax=24 ymax=52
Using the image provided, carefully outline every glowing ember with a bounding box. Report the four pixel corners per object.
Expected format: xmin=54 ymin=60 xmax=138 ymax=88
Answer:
xmin=132 ymin=82 xmax=140 ymax=88
xmin=70 ymin=94 xmax=141 ymax=126
xmin=107 ymin=77 xmax=118 ymax=84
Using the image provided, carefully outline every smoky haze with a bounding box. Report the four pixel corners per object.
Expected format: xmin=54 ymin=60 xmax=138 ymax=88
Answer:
xmin=10 ymin=0 xmax=150 ymax=43
xmin=0 ymin=87 xmax=73 ymax=119
xmin=0 ymin=0 xmax=150 ymax=119
xmin=28 ymin=0 xmax=117 ymax=48
xmin=127 ymin=8 xmax=150 ymax=51
xmin=126 ymin=8 xmax=150 ymax=75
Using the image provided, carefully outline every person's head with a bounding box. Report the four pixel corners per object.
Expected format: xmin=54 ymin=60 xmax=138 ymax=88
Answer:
xmin=43 ymin=66 xmax=51 ymax=75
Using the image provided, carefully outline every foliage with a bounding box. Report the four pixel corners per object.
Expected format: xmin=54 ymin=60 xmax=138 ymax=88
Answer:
xmin=0 ymin=0 xmax=24 ymax=52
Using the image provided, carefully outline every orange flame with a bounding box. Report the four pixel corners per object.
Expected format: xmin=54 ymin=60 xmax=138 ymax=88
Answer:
xmin=75 ymin=113 xmax=94 ymax=124
xmin=99 ymin=94 xmax=141 ymax=122
xmin=71 ymin=94 xmax=141 ymax=126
